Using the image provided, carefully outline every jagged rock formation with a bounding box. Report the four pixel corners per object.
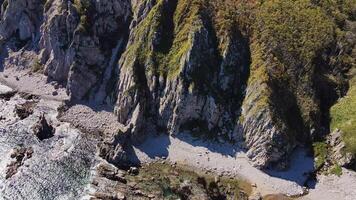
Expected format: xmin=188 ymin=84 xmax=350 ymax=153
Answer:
xmin=114 ymin=0 xmax=250 ymax=143
xmin=1 ymin=0 xmax=355 ymax=170
xmin=328 ymin=130 xmax=355 ymax=168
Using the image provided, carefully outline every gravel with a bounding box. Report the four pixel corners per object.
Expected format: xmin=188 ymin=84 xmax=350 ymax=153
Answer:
xmin=128 ymin=133 xmax=356 ymax=199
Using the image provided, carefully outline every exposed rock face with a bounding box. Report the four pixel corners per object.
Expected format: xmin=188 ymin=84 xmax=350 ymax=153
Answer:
xmin=241 ymin=77 xmax=292 ymax=169
xmin=0 ymin=0 xmax=42 ymax=42
xmin=39 ymin=0 xmax=132 ymax=102
xmin=0 ymin=0 xmax=354 ymax=170
xmin=328 ymin=130 xmax=355 ymax=168
xmin=98 ymin=128 xmax=130 ymax=167
xmin=114 ymin=0 xmax=250 ymax=143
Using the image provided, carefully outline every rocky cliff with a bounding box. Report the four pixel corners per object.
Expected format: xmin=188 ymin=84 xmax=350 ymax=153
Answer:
xmin=1 ymin=0 xmax=355 ymax=170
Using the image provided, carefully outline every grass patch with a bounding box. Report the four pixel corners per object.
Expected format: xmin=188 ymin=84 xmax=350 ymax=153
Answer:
xmin=255 ymin=0 xmax=335 ymax=65
xmin=313 ymin=142 xmax=328 ymax=169
xmin=329 ymin=164 xmax=343 ymax=176
xmin=330 ymin=69 xmax=356 ymax=155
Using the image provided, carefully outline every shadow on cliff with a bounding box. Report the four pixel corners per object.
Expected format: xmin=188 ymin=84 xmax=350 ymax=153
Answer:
xmin=127 ymin=132 xmax=316 ymax=189
xmin=128 ymin=132 xmax=240 ymax=163
xmin=0 ymin=45 xmax=8 ymax=72
xmin=263 ymin=147 xmax=316 ymax=189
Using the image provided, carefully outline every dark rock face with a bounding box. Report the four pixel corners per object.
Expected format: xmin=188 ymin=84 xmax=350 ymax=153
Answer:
xmin=31 ymin=114 xmax=55 ymax=141
xmin=39 ymin=0 xmax=132 ymax=102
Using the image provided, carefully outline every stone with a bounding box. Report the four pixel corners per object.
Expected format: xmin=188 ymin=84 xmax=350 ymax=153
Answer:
xmin=133 ymin=190 xmax=144 ymax=195
xmin=116 ymin=192 xmax=126 ymax=200
xmin=96 ymin=163 xmax=127 ymax=183
xmin=128 ymin=167 xmax=139 ymax=175
xmin=327 ymin=130 xmax=355 ymax=167
xmin=15 ymin=101 xmax=36 ymax=119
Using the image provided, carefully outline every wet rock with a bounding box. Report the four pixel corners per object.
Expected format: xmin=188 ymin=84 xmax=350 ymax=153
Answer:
xmin=31 ymin=114 xmax=55 ymax=140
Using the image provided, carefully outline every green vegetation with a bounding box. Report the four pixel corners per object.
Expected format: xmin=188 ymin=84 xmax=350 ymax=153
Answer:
xmin=255 ymin=0 xmax=335 ymax=65
xmin=31 ymin=58 xmax=43 ymax=73
xmin=330 ymin=164 xmax=343 ymax=176
xmin=123 ymin=0 xmax=202 ymax=80
xmin=126 ymin=162 xmax=252 ymax=199
xmin=119 ymin=0 xmax=355 ymax=158
xmin=314 ymin=0 xmax=356 ymax=24
xmin=73 ymin=0 xmax=92 ymax=32
xmin=330 ymin=69 xmax=356 ymax=155
xmin=313 ymin=142 xmax=328 ymax=169
xmin=73 ymin=0 xmax=91 ymax=15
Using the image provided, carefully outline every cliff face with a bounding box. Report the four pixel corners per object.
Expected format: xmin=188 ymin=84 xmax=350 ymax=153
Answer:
xmin=114 ymin=0 xmax=250 ymax=144
xmin=1 ymin=0 xmax=355 ymax=169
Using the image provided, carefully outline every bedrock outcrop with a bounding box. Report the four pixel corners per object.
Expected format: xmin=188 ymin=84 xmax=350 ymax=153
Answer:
xmin=1 ymin=0 xmax=354 ymax=169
